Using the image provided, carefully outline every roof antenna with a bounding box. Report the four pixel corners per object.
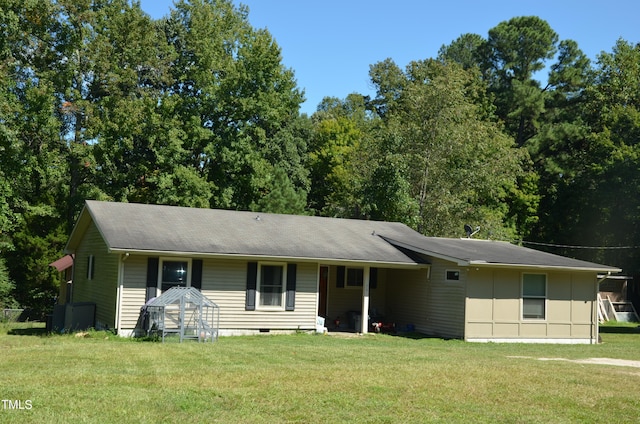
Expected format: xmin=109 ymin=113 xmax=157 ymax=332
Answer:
xmin=464 ymin=224 xmax=480 ymax=238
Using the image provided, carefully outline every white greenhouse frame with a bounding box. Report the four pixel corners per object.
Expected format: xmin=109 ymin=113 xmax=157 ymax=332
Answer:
xmin=146 ymin=287 xmax=219 ymax=343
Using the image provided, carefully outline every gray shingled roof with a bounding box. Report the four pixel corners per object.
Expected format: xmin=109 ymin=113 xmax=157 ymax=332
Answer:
xmin=380 ymin=234 xmax=621 ymax=272
xmin=67 ymin=201 xmax=621 ymax=272
xmin=70 ymin=201 xmax=425 ymax=265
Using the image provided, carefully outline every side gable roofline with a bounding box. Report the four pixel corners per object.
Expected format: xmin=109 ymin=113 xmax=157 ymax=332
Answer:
xmin=64 ymin=204 xmax=92 ymax=254
xmin=65 ymin=201 xmax=429 ymax=268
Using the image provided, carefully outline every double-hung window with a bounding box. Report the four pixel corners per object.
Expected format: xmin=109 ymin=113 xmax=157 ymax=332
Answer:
xmin=522 ymin=273 xmax=546 ymax=320
xmin=258 ymin=263 xmax=285 ymax=308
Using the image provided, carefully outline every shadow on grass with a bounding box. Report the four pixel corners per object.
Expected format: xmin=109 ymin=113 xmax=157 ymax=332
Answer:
xmin=392 ymin=332 xmax=431 ymax=340
xmin=7 ymin=327 xmax=49 ymax=336
xmin=389 ymin=331 xmax=453 ymax=340
xmin=599 ymin=325 xmax=640 ymax=334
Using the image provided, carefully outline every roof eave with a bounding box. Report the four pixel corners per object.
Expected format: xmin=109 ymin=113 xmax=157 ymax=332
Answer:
xmin=108 ymin=248 xmax=429 ymax=269
xmin=379 ymin=235 xmax=621 ymax=273
xmin=467 ymin=260 xmax=622 ymax=273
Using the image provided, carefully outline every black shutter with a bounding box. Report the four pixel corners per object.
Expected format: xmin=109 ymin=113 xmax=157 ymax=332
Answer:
xmin=336 ymin=266 xmax=345 ymax=288
xmin=245 ymin=262 xmax=258 ymax=311
xmin=146 ymin=257 xmax=159 ymax=287
xmin=285 ymin=263 xmax=297 ymax=311
xmin=146 ymin=257 xmax=159 ymax=301
xmin=192 ymin=259 xmax=203 ymax=290
xmin=370 ymin=268 xmax=378 ymax=289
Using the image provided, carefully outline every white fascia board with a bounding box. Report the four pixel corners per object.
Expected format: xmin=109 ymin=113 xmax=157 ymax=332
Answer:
xmin=107 ymin=248 xmax=427 ymax=270
xmin=467 ymin=261 xmax=622 ymax=273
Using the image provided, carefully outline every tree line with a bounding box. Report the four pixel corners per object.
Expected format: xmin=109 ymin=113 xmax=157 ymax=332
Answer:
xmin=1 ymin=0 xmax=639 ymax=314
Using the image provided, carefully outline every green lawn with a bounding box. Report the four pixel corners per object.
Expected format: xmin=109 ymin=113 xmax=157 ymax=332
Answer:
xmin=1 ymin=322 xmax=639 ymax=423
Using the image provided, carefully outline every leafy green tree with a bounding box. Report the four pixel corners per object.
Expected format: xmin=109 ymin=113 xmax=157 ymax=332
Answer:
xmin=483 ymin=16 xmax=559 ymax=146
xmin=252 ymin=167 xmax=307 ymax=215
xmin=0 ymin=0 xmax=70 ymax=311
xmin=368 ymin=59 xmax=526 ymax=237
xmin=442 ymin=17 xmax=601 ymax=242
xmin=367 ymin=58 xmax=408 ymax=120
xmin=308 ymin=95 xmax=379 ymax=217
xmin=361 ymin=153 xmax=418 ymax=226
xmin=437 ymin=33 xmax=485 ymax=70
xmin=0 ymin=258 xmax=19 ymax=310
xmin=165 ymin=0 xmax=305 ymax=210
xmin=5 ymin=210 xmax=65 ymax=315
xmin=308 ymin=115 xmax=360 ymax=214
xmin=533 ymin=39 xmax=640 ymax=272
xmin=0 ymin=0 xmax=308 ymax=313
xmin=85 ymin=1 xmax=210 ymax=206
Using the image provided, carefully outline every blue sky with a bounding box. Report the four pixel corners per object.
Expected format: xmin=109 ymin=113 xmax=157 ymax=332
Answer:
xmin=139 ymin=0 xmax=639 ymax=115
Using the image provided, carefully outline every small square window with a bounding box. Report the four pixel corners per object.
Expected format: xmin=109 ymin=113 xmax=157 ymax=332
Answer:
xmin=446 ymin=270 xmax=460 ymax=281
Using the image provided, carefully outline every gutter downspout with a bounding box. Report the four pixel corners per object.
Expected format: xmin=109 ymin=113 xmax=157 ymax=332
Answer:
xmin=594 ymin=272 xmax=612 ymax=344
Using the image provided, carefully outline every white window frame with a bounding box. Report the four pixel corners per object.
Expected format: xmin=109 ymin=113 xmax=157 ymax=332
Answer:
xmin=445 ymin=269 xmax=460 ymax=281
xmin=345 ymin=267 xmax=364 ymax=289
xmin=521 ymin=273 xmax=547 ymax=320
xmin=158 ymin=257 xmax=192 ymax=292
xmin=257 ymin=262 xmax=287 ymax=310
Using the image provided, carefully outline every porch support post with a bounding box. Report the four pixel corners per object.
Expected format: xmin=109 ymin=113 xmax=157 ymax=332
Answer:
xmin=361 ymin=266 xmax=370 ymax=334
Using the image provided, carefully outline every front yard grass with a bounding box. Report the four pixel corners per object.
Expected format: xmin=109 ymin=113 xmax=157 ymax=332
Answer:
xmin=1 ymin=322 xmax=639 ymax=423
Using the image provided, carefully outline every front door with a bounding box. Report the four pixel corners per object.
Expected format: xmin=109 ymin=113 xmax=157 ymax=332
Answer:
xmin=318 ymin=266 xmax=328 ymax=317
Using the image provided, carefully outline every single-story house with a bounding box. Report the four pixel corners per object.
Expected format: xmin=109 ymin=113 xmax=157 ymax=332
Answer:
xmin=63 ymin=200 xmax=621 ymax=343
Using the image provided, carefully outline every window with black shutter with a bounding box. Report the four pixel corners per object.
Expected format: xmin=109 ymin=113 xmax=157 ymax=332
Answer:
xmin=245 ymin=262 xmax=257 ymax=311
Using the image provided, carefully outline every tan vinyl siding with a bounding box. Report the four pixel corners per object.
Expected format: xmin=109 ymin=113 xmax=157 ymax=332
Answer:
xmin=327 ymin=266 xmax=363 ymax=323
xmin=119 ymin=256 xmax=148 ymax=331
xmin=201 ymin=259 xmax=317 ymax=330
xmin=385 ymin=268 xmax=430 ymax=331
xmin=422 ymin=259 xmax=466 ymax=338
xmin=325 ymin=266 xmax=388 ymax=329
xmin=119 ymin=257 xmax=319 ymax=333
xmin=71 ymin=222 xmax=119 ymax=329
xmin=465 ymin=268 xmax=598 ymax=341
xmin=369 ymin=269 xmax=387 ymax=318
